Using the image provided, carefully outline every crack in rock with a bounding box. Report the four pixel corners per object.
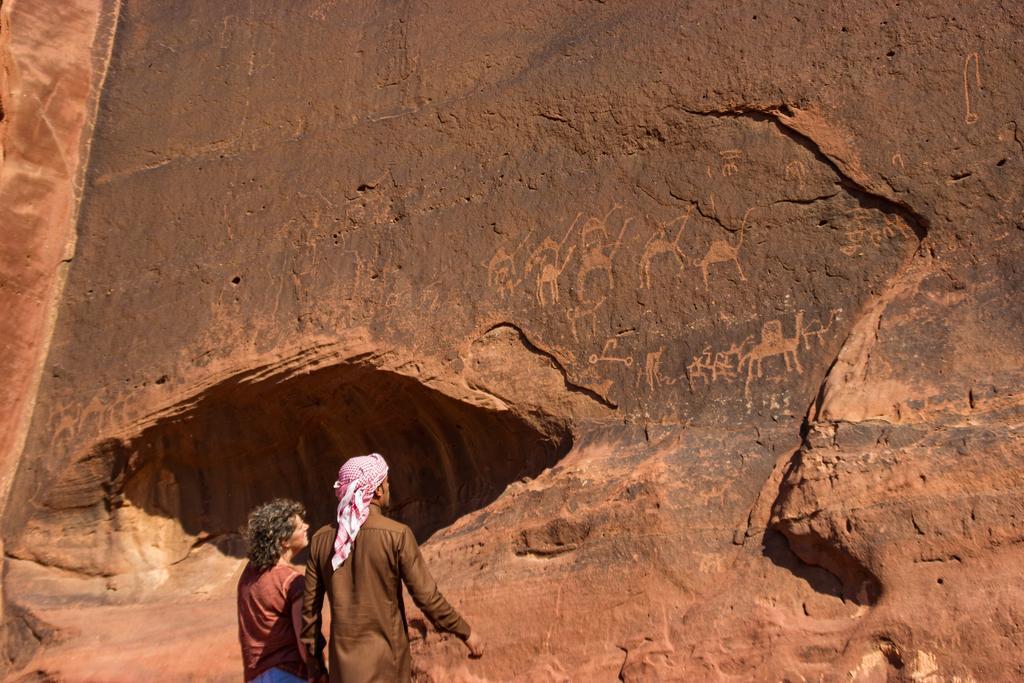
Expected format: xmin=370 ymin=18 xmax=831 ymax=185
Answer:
xmin=472 ymin=322 xmax=618 ymax=410
xmin=677 ymin=103 xmax=930 ymax=241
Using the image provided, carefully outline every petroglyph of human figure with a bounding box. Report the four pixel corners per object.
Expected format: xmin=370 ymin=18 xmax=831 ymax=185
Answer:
xmin=720 ymin=149 xmax=742 ymax=177
xmin=741 ymin=311 xmax=804 ymax=398
xmin=686 ymin=337 xmax=750 ymax=390
xmin=329 ymin=248 xmax=369 ymax=321
xmin=566 ymin=297 xmax=605 ymax=342
xmin=639 ymin=205 xmax=693 ymax=289
xmin=576 ymin=205 xmax=631 ymax=302
xmin=698 ymin=208 xmax=752 ymax=288
xmin=687 ymin=346 xmax=714 ymax=390
xmin=645 ymin=348 xmax=676 ymax=393
xmin=963 ymin=51 xmax=981 ymax=125
xmin=713 ymin=339 xmax=750 ymax=383
xmin=525 ymin=213 xmax=581 ymax=306
xmin=784 ymin=160 xmax=807 ymax=189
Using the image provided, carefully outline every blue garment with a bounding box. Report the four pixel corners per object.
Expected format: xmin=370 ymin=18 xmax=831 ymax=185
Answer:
xmin=249 ymin=667 xmax=305 ymax=683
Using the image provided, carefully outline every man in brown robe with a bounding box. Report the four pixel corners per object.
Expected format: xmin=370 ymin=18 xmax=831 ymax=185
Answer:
xmin=302 ymin=454 xmax=483 ymax=682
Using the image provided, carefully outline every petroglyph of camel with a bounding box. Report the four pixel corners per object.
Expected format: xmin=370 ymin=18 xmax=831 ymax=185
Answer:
xmin=525 ymin=213 xmax=581 ymax=306
xmin=698 ymin=207 xmax=753 ymax=288
xmin=485 ymin=230 xmax=532 ymax=300
xmin=576 ymin=205 xmax=632 ymax=302
xmin=741 ymin=311 xmax=804 ymax=398
xmin=801 ymin=309 xmax=841 ymax=349
xmin=640 ymin=205 xmax=693 ymax=289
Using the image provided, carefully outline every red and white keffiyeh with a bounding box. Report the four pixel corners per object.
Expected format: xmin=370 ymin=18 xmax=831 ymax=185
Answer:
xmin=332 ymin=453 xmax=389 ymax=570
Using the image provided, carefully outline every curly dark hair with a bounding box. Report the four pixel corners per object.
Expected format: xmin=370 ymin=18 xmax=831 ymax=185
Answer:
xmin=244 ymin=498 xmax=306 ymax=571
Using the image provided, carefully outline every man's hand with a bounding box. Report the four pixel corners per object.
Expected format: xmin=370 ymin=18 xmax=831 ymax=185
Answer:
xmin=464 ymin=631 xmax=484 ymax=658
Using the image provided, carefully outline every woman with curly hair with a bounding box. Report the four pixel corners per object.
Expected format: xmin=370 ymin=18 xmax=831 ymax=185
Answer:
xmin=237 ymin=499 xmax=311 ymax=683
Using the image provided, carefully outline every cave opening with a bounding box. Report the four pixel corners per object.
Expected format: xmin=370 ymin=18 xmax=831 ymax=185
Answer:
xmin=105 ymin=361 xmax=572 ymax=568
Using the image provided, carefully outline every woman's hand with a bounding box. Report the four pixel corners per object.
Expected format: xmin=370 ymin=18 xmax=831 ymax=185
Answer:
xmin=464 ymin=631 xmax=484 ymax=658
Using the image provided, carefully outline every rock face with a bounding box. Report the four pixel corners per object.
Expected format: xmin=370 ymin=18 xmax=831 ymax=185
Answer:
xmin=0 ymin=0 xmax=111 ymax=554
xmin=1 ymin=1 xmax=1022 ymax=680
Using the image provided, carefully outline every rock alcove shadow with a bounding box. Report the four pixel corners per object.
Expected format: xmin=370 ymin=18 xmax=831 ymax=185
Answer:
xmin=102 ymin=361 xmax=572 ymax=566
xmin=761 ymin=529 xmax=882 ymax=607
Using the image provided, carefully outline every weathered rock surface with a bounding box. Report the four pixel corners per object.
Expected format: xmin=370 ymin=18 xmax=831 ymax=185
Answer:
xmin=0 ymin=0 xmax=111 ymax=562
xmin=1 ymin=1 xmax=1022 ymax=680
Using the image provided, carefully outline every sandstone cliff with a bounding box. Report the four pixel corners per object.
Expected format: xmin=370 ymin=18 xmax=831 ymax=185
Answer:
xmin=1 ymin=1 xmax=1022 ymax=681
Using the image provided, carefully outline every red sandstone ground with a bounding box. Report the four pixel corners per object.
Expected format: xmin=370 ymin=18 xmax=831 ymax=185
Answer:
xmin=1 ymin=1 xmax=1022 ymax=681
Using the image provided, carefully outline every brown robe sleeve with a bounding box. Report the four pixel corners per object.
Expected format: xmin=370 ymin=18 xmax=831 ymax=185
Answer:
xmin=398 ymin=526 xmax=471 ymax=640
xmin=301 ymin=533 xmax=329 ymax=676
